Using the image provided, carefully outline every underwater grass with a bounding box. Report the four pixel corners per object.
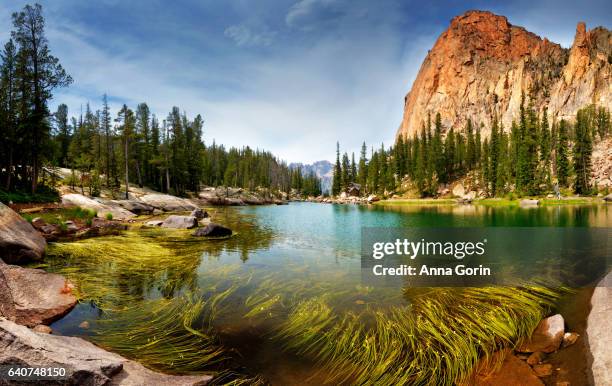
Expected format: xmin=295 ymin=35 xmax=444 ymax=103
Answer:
xmin=91 ymin=295 xmax=227 ymax=373
xmin=47 ymin=226 xmax=569 ymax=385
xmin=276 ymin=286 xmax=565 ymax=386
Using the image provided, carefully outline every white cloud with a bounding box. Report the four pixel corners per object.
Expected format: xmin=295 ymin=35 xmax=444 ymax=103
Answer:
xmin=224 ymin=24 xmax=276 ymax=47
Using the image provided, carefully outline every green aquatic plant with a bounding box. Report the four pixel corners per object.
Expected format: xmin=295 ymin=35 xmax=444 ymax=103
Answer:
xmin=46 ymin=221 xmax=570 ymax=385
xmin=91 ymin=294 xmax=228 ymax=374
xmin=276 ymin=286 xmax=565 ymax=386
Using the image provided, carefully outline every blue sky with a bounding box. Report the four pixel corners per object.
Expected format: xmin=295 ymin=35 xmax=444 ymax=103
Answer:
xmin=0 ymin=0 xmax=610 ymax=163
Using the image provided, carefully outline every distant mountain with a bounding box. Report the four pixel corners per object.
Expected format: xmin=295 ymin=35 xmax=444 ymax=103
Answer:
xmin=290 ymin=160 xmax=333 ymax=194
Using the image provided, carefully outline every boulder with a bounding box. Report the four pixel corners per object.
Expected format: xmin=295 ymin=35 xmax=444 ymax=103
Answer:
xmin=587 ymin=271 xmax=612 ymax=386
xmin=0 ymin=318 xmax=212 ymax=386
xmin=192 ymin=223 xmax=232 ymax=237
xmin=367 ymin=195 xmax=380 ymax=203
xmin=603 ymin=193 xmax=612 ymax=202
xmin=145 ymin=220 xmax=164 ymax=227
xmin=62 ymin=194 xmax=136 ymax=220
xmin=0 ymin=261 xmax=76 ymax=327
xmin=63 ymin=220 xmax=79 ymax=232
xmin=464 ymin=191 xmax=477 ymax=200
xmin=532 ymin=364 xmax=553 ymax=377
xmin=473 ymin=352 xmax=543 ymax=386
xmin=520 ymin=199 xmax=540 ymax=206
xmin=109 ymin=199 xmax=155 ymax=215
xmin=139 ymin=194 xmax=198 ymax=212
xmin=526 ymin=351 xmax=546 ymax=365
xmin=517 ymin=314 xmax=565 ymax=353
xmin=161 ymin=215 xmax=198 ymax=229
xmin=0 ymin=202 xmax=47 ymax=264
xmin=190 ymin=208 xmax=209 ymax=220
xmin=30 ymin=217 xmax=46 ymax=229
xmin=226 ymin=198 xmax=245 ymax=206
xmin=561 ymin=332 xmax=579 ymax=348
xmin=452 ymin=183 xmax=465 ymax=197
xmin=32 ymin=324 xmax=52 ymax=334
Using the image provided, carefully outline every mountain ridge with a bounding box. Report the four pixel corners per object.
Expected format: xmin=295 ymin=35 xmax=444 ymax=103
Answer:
xmin=396 ymin=10 xmax=612 ymax=138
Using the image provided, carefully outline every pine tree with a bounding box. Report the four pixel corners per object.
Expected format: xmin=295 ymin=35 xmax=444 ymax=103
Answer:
xmin=539 ymin=108 xmax=552 ymax=189
xmin=350 ymin=152 xmax=357 ymax=183
xmin=489 ymin=116 xmax=500 ymax=196
xmin=444 ymin=127 xmax=456 ymax=178
xmin=332 ymin=142 xmax=341 ymax=196
xmin=556 ymin=119 xmax=570 ymax=188
xmin=116 ymin=104 xmax=135 ymax=199
xmin=357 ymin=142 xmax=367 ymax=194
xmin=595 ymin=106 xmax=610 ymax=139
xmin=368 ymin=147 xmax=380 ymax=194
xmin=573 ymin=109 xmax=593 ymax=194
xmin=11 ymin=4 xmax=72 ymax=192
xmin=414 ymin=127 xmax=427 ymax=196
xmin=379 ymin=144 xmax=387 ymax=195
xmin=466 ymin=119 xmax=475 ymax=169
xmin=432 ymin=113 xmax=445 ymax=183
xmin=341 ymin=152 xmax=350 ymax=190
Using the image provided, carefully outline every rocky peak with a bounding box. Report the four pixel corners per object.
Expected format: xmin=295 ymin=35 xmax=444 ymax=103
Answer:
xmin=396 ymin=11 xmax=611 ymax=139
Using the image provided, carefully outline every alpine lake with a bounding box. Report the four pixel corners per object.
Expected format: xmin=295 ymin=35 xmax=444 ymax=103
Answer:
xmin=44 ymin=202 xmax=611 ymax=385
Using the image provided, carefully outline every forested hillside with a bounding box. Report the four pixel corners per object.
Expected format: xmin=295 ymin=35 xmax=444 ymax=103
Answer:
xmin=0 ymin=4 xmax=320 ymax=201
xmin=334 ymin=99 xmax=610 ymax=198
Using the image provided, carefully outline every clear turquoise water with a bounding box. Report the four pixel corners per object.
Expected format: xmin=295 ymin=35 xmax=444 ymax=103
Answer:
xmin=48 ymin=202 xmax=611 ymax=384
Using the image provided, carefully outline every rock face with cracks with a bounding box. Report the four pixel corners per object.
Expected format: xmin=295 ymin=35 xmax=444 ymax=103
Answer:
xmin=62 ymin=193 xmax=136 ymax=221
xmin=0 ymin=260 xmax=77 ymax=327
xmin=396 ymin=10 xmax=611 ymax=140
xmin=587 ymin=271 xmax=612 ymax=385
xmin=0 ymin=202 xmax=47 ymax=265
xmin=0 ymin=318 xmax=212 ymax=386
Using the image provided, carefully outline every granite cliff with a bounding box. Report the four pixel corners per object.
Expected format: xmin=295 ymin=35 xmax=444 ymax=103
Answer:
xmin=397 ymin=10 xmax=611 ymax=138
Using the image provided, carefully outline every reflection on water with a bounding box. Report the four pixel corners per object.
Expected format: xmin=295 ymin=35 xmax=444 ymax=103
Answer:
xmin=46 ymin=203 xmax=610 ymax=384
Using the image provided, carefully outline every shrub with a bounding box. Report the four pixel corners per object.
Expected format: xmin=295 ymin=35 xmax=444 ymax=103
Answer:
xmin=0 ymin=185 xmax=60 ymax=204
xmin=106 ymin=213 xmax=113 ymax=220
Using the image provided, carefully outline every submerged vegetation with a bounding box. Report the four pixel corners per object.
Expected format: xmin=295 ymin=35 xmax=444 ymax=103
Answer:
xmin=46 ymin=218 xmax=567 ymax=385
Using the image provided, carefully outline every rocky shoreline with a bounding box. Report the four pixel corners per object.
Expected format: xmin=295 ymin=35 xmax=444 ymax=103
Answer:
xmin=0 ymin=195 xmax=226 ymax=385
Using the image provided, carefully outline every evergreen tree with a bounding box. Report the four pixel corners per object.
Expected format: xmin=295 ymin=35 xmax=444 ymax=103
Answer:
xmin=368 ymin=147 xmax=380 ymax=194
xmin=465 ymin=119 xmax=475 ymax=169
xmin=573 ymin=109 xmax=593 ymax=194
xmin=116 ymin=104 xmax=135 ymax=199
xmin=350 ymin=152 xmax=357 ymax=183
xmin=11 ymin=4 xmax=72 ymax=192
xmin=332 ymin=142 xmax=341 ymax=196
xmin=357 ymin=142 xmax=368 ymax=194
xmin=595 ymin=106 xmax=610 ymax=139
xmin=556 ymin=119 xmax=570 ymax=188
xmin=341 ymin=152 xmax=350 ymax=190
xmin=432 ymin=113 xmax=445 ymax=182
xmin=488 ymin=116 xmax=500 ymax=195
xmin=0 ymin=40 xmax=18 ymax=190
xmin=539 ymin=108 xmax=552 ymax=189
xmin=444 ymin=127 xmax=456 ymax=178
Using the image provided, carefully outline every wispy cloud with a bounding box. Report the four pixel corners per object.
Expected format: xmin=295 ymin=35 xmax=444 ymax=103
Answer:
xmin=0 ymin=0 xmax=609 ymax=163
xmin=224 ymin=24 xmax=276 ymax=47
